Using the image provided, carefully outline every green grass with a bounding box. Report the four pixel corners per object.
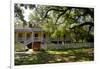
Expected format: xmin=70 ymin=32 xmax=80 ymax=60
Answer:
xmin=47 ymin=51 xmax=69 ymax=54
xmin=15 ymin=48 xmax=94 ymax=65
xmin=15 ymin=42 xmax=25 ymax=52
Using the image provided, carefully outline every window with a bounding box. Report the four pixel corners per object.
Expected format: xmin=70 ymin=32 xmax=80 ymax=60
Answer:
xmin=35 ymin=33 xmax=38 ymax=37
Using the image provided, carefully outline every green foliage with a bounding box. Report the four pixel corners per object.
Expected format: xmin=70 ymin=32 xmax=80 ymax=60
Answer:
xmin=14 ymin=4 xmax=26 ymax=26
xmin=15 ymin=4 xmax=94 ymax=42
xmin=14 ymin=3 xmax=36 ymax=26
xmin=39 ymin=6 xmax=93 ymax=42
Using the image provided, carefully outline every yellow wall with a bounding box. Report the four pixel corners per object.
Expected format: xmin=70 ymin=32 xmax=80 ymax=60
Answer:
xmin=15 ymin=31 xmax=44 ymax=40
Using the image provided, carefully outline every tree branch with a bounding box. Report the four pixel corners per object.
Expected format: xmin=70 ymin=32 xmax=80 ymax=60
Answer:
xmin=70 ymin=22 xmax=94 ymax=29
xmin=43 ymin=8 xmax=66 ymax=19
xmin=55 ymin=10 xmax=67 ymax=23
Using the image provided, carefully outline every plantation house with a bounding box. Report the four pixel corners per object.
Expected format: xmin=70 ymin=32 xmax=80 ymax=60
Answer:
xmin=15 ymin=21 xmax=72 ymax=51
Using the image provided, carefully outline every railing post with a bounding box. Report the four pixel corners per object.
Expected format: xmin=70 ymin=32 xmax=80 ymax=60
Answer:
xmin=24 ymin=32 xmax=27 ymax=51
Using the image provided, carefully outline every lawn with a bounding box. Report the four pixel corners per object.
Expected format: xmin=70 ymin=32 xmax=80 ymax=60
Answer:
xmin=15 ymin=48 xmax=94 ymax=65
xmin=15 ymin=42 xmax=26 ymax=52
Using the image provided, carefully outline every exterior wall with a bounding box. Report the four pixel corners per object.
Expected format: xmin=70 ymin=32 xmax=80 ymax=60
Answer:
xmin=15 ymin=31 xmax=44 ymax=45
xmin=15 ymin=29 xmax=72 ymax=50
xmin=34 ymin=32 xmax=42 ymax=41
xmin=15 ymin=31 xmax=71 ymax=44
xmin=15 ymin=32 xmax=29 ymax=42
xmin=15 ymin=30 xmax=93 ymax=50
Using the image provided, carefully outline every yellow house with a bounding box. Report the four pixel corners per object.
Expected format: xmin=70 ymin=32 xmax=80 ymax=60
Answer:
xmin=15 ymin=29 xmax=46 ymax=51
xmin=15 ymin=22 xmax=71 ymax=51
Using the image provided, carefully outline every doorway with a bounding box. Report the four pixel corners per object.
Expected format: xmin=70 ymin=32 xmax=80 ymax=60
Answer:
xmin=32 ymin=42 xmax=41 ymax=51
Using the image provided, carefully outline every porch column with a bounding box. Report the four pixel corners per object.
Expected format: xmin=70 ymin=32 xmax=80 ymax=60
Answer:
xmin=23 ymin=32 xmax=27 ymax=51
xmin=24 ymin=32 xmax=27 ymax=41
xmin=15 ymin=32 xmax=18 ymax=42
xmin=32 ymin=32 xmax=34 ymax=42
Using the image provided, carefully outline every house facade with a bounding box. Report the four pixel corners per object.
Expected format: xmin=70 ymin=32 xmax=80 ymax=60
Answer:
xmin=15 ymin=22 xmax=71 ymax=51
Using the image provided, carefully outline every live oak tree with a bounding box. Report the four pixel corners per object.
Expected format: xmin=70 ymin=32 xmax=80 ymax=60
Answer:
xmin=15 ymin=4 xmax=94 ymax=42
xmin=42 ymin=6 xmax=94 ymax=42
xmin=14 ymin=3 xmax=35 ymax=27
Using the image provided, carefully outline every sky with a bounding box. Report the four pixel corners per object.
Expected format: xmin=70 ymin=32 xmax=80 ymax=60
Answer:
xmin=22 ymin=7 xmax=34 ymax=22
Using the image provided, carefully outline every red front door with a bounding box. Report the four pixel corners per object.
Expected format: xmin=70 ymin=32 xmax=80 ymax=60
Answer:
xmin=32 ymin=42 xmax=41 ymax=51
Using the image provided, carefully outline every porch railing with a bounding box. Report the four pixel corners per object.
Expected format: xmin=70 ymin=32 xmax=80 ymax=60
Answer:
xmin=24 ymin=38 xmax=33 ymax=45
xmin=43 ymin=43 xmax=94 ymax=50
xmin=17 ymin=37 xmax=25 ymax=42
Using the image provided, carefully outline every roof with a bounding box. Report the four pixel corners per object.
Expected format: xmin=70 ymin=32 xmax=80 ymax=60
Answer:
xmin=15 ymin=28 xmax=44 ymax=32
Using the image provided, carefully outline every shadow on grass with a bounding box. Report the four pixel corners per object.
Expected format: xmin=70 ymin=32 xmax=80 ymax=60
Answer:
xmin=15 ymin=48 xmax=94 ymax=65
xmin=15 ymin=51 xmax=53 ymax=65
